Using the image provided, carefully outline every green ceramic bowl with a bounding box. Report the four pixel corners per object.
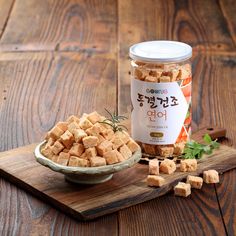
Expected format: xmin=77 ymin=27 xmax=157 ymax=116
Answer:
xmin=34 ymin=141 xmax=142 ymax=184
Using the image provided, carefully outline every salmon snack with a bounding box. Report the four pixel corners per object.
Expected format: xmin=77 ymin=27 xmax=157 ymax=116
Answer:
xmin=129 ymin=41 xmax=192 ymax=157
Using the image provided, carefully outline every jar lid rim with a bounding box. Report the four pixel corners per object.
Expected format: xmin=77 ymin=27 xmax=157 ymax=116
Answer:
xmin=129 ymin=40 xmax=192 ymax=63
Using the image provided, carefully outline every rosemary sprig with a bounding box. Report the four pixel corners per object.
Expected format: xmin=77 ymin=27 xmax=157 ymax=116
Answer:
xmin=99 ymin=109 xmax=128 ymax=132
xmin=181 ymin=134 xmax=220 ymax=159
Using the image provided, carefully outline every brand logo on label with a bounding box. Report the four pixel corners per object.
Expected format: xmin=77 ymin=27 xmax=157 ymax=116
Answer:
xmin=146 ymin=88 xmax=168 ymax=94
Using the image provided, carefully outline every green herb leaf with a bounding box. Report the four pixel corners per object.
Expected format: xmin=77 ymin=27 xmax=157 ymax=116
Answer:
xmin=203 ymin=134 xmax=212 ymax=144
xmin=99 ymin=109 xmax=128 ymax=132
xmin=181 ymin=133 xmax=220 ymax=160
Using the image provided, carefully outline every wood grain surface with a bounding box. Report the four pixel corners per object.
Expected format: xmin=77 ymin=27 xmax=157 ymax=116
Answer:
xmin=0 ymin=130 xmax=236 ymax=222
xmin=0 ymin=0 xmax=235 ymax=235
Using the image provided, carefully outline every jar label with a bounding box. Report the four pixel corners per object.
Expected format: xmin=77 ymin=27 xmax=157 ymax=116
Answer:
xmin=131 ymin=78 xmax=191 ymax=144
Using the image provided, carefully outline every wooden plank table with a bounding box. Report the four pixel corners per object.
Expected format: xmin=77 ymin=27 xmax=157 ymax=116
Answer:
xmin=0 ymin=0 xmax=235 ymax=235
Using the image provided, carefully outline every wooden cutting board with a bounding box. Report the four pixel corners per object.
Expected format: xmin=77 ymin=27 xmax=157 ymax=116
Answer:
xmin=0 ymin=127 xmax=236 ymax=221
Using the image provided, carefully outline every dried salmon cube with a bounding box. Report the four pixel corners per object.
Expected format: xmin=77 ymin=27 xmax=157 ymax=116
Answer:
xmin=114 ymin=131 xmax=130 ymax=144
xmin=186 ymin=175 xmax=203 ymax=189
xmin=119 ymin=145 xmax=132 ymax=160
xmin=66 ymin=115 xmax=80 ymax=124
xmin=90 ymin=156 xmax=106 ymax=167
xmin=96 ymin=140 xmax=113 ymax=156
xmin=160 ymin=159 xmax=176 ymax=174
xmin=60 ymin=130 xmax=74 ymax=149
xmin=68 ymin=156 xmax=80 ymax=167
xmin=114 ymin=149 xmax=125 ymax=162
xmin=68 ymin=121 xmax=80 ymax=134
xmin=180 ymin=159 xmax=197 ymax=172
xmin=127 ymin=139 xmax=140 ymax=153
xmin=57 ymin=121 xmax=68 ymax=132
xmin=51 ymin=141 xmax=64 ymax=155
xmin=174 ymin=182 xmax=191 ymax=197
xmin=82 ymin=136 xmax=98 ymax=148
xmin=103 ymin=150 xmax=119 ymax=165
xmin=84 ymin=147 xmax=97 ymax=158
xmin=87 ymin=111 xmax=102 ymax=124
xmin=45 ymin=137 xmax=55 ymax=148
xmin=74 ymin=129 xmax=87 ymax=143
xmin=147 ymin=175 xmax=165 ymax=187
xmin=145 ymin=76 xmax=157 ymax=82
xmin=111 ymin=135 xmax=124 ymax=149
xmin=203 ymin=170 xmax=219 ymax=184
xmin=174 ymin=142 xmax=185 ymax=155
xmin=69 ymin=143 xmax=84 ymax=157
xmin=41 ymin=146 xmax=54 ymax=159
xmin=143 ymin=144 xmax=156 ymax=155
xmin=101 ymin=128 xmax=114 ymax=140
xmin=57 ymin=152 xmax=70 ymax=166
xmin=49 ymin=126 xmax=64 ymax=140
xmin=149 ymin=159 xmax=159 ymax=175
xmin=69 ymin=156 xmax=89 ymax=167
xmin=86 ymin=124 xmax=102 ymax=136
xmin=158 ymin=146 xmax=174 ymax=157
xmin=79 ymin=117 xmax=93 ymax=130
xmin=159 ymin=76 xmax=171 ymax=83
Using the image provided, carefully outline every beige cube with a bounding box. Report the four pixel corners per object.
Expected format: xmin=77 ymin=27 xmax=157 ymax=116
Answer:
xmin=180 ymin=159 xmax=197 ymax=172
xmin=114 ymin=131 xmax=130 ymax=144
xmin=66 ymin=115 xmax=80 ymax=124
xmin=45 ymin=137 xmax=55 ymax=148
xmin=142 ymin=144 xmax=156 ymax=155
xmin=74 ymin=129 xmax=87 ymax=142
xmin=158 ymin=146 xmax=174 ymax=157
xmin=56 ymin=122 xmax=68 ymax=132
xmin=203 ymin=170 xmax=219 ymax=184
xmin=90 ymin=156 xmax=106 ymax=167
xmin=146 ymin=175 xmax=165 ymax=187
xmin=87 ymin=111 xmax=102 ymax=124
xmin=79 ymin=117 xmax=93 ymax=130
xmin=178 ymin=68 xmax=190 ymax=80
xmin=68 ymin=156 xmax=89 ymax=167
xmin=186 ymin=175 xmax=203 ymax=189
xmin=86 ymin=124 xmax=101 ymax=136
xmin=60 ymin=130 xmax=74 ymax=149
xmin=51 ymin=141 xmax=64 ymax=155
xmin=96 ymin=134 xmax=106 ymax=145
xmin=69 ymin=143 xmax=84 ymax=157
xmin=51 ymin=155 xmax=59 ymax=162
xmin=159 ymin=76 xmax=171 ymax=83
xmin=111 ymin=135 xmax=124 ymax=149
xmin=49 ymin=126 xmax=64 ymax=140
xmin=170 ymin=69 xmax=179 ymax=82
xmin=174 ymin=182 xmax=191 ymax=197
xmin=84 ymin=147 xmax=97 ymax=158
xmin=68 ymin=121 xmax=80 ymax=134
xmin=145 ymin=76 xmax=157 ymax=83
xmin=57 ymin=152 xmax=70 ymax=166
xmin=114 ymin=149 xmax=125 ymax=162
xmin=41 ymin=146 xmax=54 ymax=159
xmin=103 ymin=150 xmax=119 ymax=165
xmin=82 ymin=136 xmax=98 ymax=148
xmin=160 ymin=159 xmax=176 ymax=174
xmin=96 ymin=140 xmax=113 ymax=156
xmin=174 ymin=142 xmax=185 ymax=155
xmin=101 ymin=128 xmax=114 ymax=140
xmin=149 ymin=159 xmax=159 ymax=175
xmin=119 ymin=145 xmax=132 ymax=160
xmin=127 ymin=139 xmax=140 ymax=153
xmin=68 ymin=156 xmax=80 ymax=167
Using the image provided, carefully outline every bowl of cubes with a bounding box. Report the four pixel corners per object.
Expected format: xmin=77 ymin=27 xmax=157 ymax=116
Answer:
xmin=34 ymin=111 xmax=141 ymax=184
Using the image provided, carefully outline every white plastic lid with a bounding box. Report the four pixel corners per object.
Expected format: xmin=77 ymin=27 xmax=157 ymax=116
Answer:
xmin=129 ymin=40 xmax=192 ymax=63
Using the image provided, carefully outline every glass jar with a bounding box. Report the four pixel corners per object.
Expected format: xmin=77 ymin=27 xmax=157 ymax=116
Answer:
xmin=129 ymin=41 xmax=192 ymax=158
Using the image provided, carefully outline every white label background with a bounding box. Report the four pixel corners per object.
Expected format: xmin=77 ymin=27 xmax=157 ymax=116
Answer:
xmin=131 ymin=79 xmax=188 ymax=144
